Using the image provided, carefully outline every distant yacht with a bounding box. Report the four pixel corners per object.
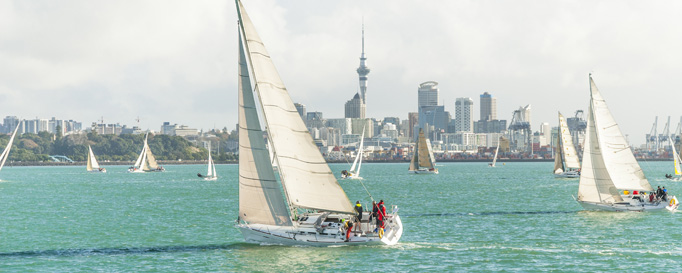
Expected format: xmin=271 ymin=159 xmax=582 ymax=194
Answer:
xmin=341 ymin=126 xmax=365 ymax=180
xmin=128 ymin=133 xmax=164 ymax=173
xmin=409 ymin=128 xmax=438 ymax=174
xmin=489 ymin=137 xmax=500 ymax=167
xmin=0 ymin=122 xmax=21 ymax=180
xmin=86 ymin=145 xmax=106 ymax=173
xmin=198 ymin=143 xmax=217 ymax=181
xmin=553 ymin=112 xmax=580 ymax=178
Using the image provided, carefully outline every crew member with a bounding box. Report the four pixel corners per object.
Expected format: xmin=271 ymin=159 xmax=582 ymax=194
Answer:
xmin=354 ymin=201 xmax=363 ymax=232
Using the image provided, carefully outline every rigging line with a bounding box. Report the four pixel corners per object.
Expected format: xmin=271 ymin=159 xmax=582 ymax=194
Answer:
xmin=357 ymin=179 xmax=374 ymax=202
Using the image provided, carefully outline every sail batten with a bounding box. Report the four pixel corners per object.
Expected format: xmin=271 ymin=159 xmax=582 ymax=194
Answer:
xmin=237 ymin=0 xmax=354 ymax=215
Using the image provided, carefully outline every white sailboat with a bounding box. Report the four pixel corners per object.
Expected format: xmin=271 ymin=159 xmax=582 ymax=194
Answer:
xmin=576 ymin=75 xmax=675 ymax=211
xmin=667 ymin=139 xmax=681 ymax=180
xmin=199 ymin=143 xmax=217 ymax=181
xmin=409 ymin=128 xmax=438 ymax=174
xmin=489 ymin=138 xmax=500 ymax=167
xmin=0 ymin=122 xmax=21 ymax=180
xmin=554 ymin=112 xmax=580 ymax=178
xmin=235 ymin=0 xmax=402 ymax=246
xmin=128 ymin=133 xmax=164 ymax=173
xmin=341 ymin=127 xmax=365 ymax=180
xmin=86 ymin=145 xmax=106 ymax=173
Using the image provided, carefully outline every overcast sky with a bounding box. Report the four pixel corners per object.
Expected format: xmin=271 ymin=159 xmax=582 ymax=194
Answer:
xmin=1 ymin=0 xmax=682 ymax=146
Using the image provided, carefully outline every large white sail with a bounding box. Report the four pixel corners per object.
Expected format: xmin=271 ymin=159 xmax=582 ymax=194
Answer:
xmin=558 ymin=112 xmax=580 ymax=170
xmin=144 ymin=140 xmax=160 ymax=170
xmin=577 ymin=98 xmax=622 ymax=203
xmin=589 ymin=77 xmax=651 ymax=192
xmin=237 ymin=31 xmax=292 ymax=226
xmin=207 ymin=145 xmax=215 ymax=177
xmin=492 ymin=143 xmax=500 ymax=167
xmin=133 ymin=134 xmax=147 ymax=169
xmin=0 ymin=122 xmax=21 ymax=172
xmin=237 ymin=1 xmax=354 ymax=215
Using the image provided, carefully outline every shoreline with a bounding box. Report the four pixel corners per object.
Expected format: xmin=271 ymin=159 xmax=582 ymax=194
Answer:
xmin=2 ymin=158 xmax=671 ymax=167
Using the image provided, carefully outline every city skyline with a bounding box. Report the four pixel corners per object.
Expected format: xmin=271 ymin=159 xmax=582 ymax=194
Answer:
xmin=1 ymin=1 xmax=682 ymax=145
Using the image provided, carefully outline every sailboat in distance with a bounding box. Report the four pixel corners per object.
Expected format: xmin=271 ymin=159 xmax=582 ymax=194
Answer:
xmin=0 ymin=122 xmax=21 ymax=180
xmin=576 ymin=75 xmax=675 ymax=211
xmin=553 ymin=112 xmax=580 ymax=178
xmin=489 ymin=137 xmax=500 ymax=167
xmin=341 ymin=126 xmax=365 ymax=180
xmin=198 ymin=143 xmax=217 ymax=181
xmin=86 ymin=145 xmax=106 ymax=173
xmin=409 ymin=128 xmax=438 ymax=174
xmin=235 ymin=0 xmax=402 ymax=246
xmin=128 ymin=133 xmax=165 ymax=173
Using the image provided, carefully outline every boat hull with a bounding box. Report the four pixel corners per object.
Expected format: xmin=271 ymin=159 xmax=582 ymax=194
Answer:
xmin=554 ymin=171 xmax=579 ymax=178
xmin=238 ymin=213 xmax=403 ymax=246
xmin=87 ymin=169 xmax=107 ymax=173
xmin=410 ymin=169 xmax=438 ymax=174
xmin=203 ymin=176 xmax=217 ymax=181
xmin=577 ymin=199 xmax=670 ymax=212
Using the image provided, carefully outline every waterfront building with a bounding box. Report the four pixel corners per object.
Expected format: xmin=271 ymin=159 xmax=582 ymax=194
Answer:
xmin=480 ymin=92 xmax=496 ymax=121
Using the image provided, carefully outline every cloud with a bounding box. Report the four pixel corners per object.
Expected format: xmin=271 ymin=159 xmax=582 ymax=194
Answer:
xmin=1 ymin=0 xmax=681 ymax=146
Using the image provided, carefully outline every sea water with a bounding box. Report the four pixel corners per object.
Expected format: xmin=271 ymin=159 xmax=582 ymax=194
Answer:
xmin=0 ymin=162 xmax=680 ymax=271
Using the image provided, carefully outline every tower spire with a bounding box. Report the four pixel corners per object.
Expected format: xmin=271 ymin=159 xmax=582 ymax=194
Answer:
xmin=357 ymin=20 xmax=370 ymax=108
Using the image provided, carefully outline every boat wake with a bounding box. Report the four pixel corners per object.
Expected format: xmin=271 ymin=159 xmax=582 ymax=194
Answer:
xmin=403 ymin=211 xmax=579 ymax=217
xmin=0 ymin=243 xmax=248 ymax=257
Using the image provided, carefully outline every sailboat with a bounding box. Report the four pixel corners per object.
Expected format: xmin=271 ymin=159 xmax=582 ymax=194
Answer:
xmin=341 ymin=127 xmax=365 ymax=180
xmin=489 ymin=138 xmax=500 ymax=167
xmin=128 ymin=133 xmax=164 ymax=173
xmin=667 ymin=139 xmax=681 ymax=180
xmin=0 ymin=122 xmax=21 ymax=180
xmin=409 ymin=128 xmax=438 ymax=174
xmin=554 ymin=112 xmax=580 ymax=178
xmin=235 ymin=0 xmax=402 ymax=246
xmin=199 ymin=143 xmax=217 ymax=181
xmin=576 ymin=75 xmax=675 ymax=211
xmin=86 ymin=145 xmax=106 ymax=173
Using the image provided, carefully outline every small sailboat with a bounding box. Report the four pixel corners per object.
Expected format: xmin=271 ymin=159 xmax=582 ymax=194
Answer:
xmin=409 ymin=128 xmax=438 ymax=174
xmin=489 ymin=138 xmax=500 ymax=167
xmin=667 ymin=139 xmax=682 ymax=181
xmin=235 ymin=0 xmax=402 ymax=246
xmin=341 ymin=127 xmax=365 ymax=180
xmin=576 ymin=75 xmax=675 ymax=211
xmin=554 ymin=112 xmax=580 ymax=178
xmin=0 ymin=122 xmax=21 ymax=180
xmin=128 ymin=133 xmax=165 ymax=173
xmin=198 ymin=143 xmax=217 ymax=181
xmin=86 ymin=145 xmax=106 ymax=173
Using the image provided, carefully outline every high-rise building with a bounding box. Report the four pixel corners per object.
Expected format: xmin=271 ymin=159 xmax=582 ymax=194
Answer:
xmin=344 ymin=93 xmax=365 ymax=119
xmin=3 ymin=116 xmax=19 ymax=134
xmin=294 ymin=103 xmax=306 ymax=120
xmin=357 ymin=24 xmax=370 ymax=105
xmin=408 ymin=112 xmax=418 ymax=140
xmin=454 ymin=97 xmax=474 ymax=132
xmin=418 ymin=81 xmax=439 ymax=108
xmin=480 ymin=92 xmax=496 ymax=121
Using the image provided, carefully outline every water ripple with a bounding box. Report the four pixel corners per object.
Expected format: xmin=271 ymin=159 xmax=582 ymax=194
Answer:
xmin=403 ymin=210 xmax=579 ymax=217
xmin=0 ymin=243 xmax=247 ymax=257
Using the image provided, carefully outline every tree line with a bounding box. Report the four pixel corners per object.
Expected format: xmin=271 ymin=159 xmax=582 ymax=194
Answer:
xmin=0 ymin=130 xmax=237 ymax=162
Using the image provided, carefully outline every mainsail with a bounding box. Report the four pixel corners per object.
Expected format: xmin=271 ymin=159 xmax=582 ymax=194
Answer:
xmin=86 ymin=145 xmax=101 ymax=171
xmin=578 ymin=75 xmax=651 ymax=203
xmin=0 ymin=122 xmax=21 ymax=172
xmin=554 ymin=112 xmax=580 ymax=173
xmin=236 ymin=0 xmax=354 ymax=215
xmin=674 ymin=141 xmax=682 ymax=176
xmin=492 ymin=142 xmax=500 ymax=167
xmin=207 ymin=143 xmax=216 ymax=177
xmin=349 ymin=127 xmax=365 ymax=174
xmin=417 ymin=130 xmax=435 ymax=169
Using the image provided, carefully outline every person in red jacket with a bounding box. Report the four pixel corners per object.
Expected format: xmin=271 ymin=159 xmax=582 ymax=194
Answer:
xmin=377 ymin=200 xmax=386 ymax=229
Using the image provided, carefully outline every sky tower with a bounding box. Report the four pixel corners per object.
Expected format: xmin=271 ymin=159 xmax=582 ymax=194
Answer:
xmin=357 ymin=23 xmax=370 ymax=105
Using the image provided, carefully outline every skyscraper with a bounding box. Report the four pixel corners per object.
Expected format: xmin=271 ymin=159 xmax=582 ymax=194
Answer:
xmin=357 ymin=24 xmax=370 ymax=105
xmin=418 ymin=81 xmax=439 ymax=107
xmin=455 ymin=97 xmax=474 ymax=132
xmin=344 ymin=93 xmax=365 ymax=119
xmin=480 ymin=92 xmax=496 ymax=121
xmin=294 ymin=103 xmax=306 ymax=120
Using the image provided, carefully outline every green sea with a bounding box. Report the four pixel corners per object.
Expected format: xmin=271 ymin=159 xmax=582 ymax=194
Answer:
xmin=0 ymin=161 xmax=681 ymax=272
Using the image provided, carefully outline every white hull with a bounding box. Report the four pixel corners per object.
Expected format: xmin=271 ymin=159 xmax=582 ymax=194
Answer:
xmin=238 ymin=212 xmax=403 ymax=246
xmin=87 ymin=169 xmax=107 ymax=173
xmin=554 ymin=171 xmax=579 ymax=178
xmin=410 ymin=168 xmax=438 ymax=174
xmin=128 ymin=168 xmax=164 ymax=173
xmin=203 ymin=176 xmax=217 ymax=181
xmin=578 ymin=195 xmax=674 ymax=212
xmin=340 ymin=174 xmax=363 ymax=180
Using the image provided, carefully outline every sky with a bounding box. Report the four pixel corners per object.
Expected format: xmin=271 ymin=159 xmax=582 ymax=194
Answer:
xmin=1 ymin=0 xmax=682 ymax=146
